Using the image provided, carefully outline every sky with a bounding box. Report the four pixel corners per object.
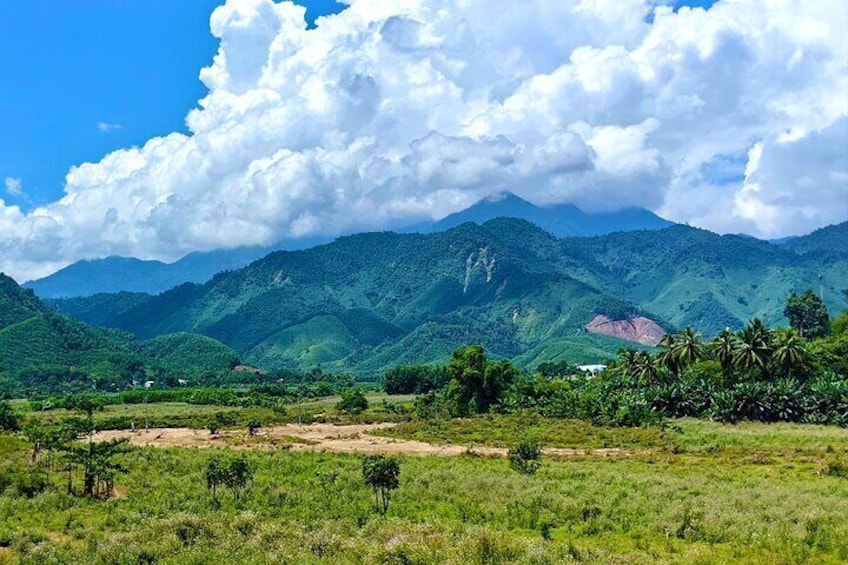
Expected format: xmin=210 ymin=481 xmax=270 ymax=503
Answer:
xmin=0 ymin=0 xmax=845 ymax=282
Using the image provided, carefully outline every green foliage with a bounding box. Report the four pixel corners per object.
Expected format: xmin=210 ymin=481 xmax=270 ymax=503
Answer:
xmin=785 ymin=289 xmax=831 ymax=338
xmin=138 ymin=333 xmax=240 ymax=377
xmin=205 ymin=455 xmax=254 ymax=500
xmin=383 ymin=365 xmax=450 ymax=394
xmin=507 ymin=441 xmax=542 ymax=475
xmin=362 ymin=455 xmax=400 ymax=515
xmin=0 ymin=401 xmax=19 ymax=431
xmin=336 ymin=389 xmax=369 ymax=415
xmin=536 ymin=360 xmax=576 ymax=378
xmin=445 ymin=346 xmax=518 ymax=415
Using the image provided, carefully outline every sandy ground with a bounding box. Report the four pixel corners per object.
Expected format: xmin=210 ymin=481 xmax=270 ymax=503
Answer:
xmin=93 ymin=423 xmax=629 ymax=458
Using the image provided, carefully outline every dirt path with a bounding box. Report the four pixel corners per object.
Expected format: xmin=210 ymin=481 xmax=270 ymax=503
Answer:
xmin=94 ymin=423 xmax=630 ymax=458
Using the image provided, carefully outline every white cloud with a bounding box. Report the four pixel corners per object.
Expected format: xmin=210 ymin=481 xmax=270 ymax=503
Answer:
xmin=97 ymin=122 xmax=123 ymax=132
xmin=0 ymin=0 xmax=847 ymax=282
xmin=3 ymin=177 xmax=22 ymax=196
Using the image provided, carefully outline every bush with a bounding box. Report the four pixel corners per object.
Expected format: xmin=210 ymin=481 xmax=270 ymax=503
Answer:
xmin=337 ymin=389 xmax=368 ymax=415
xmin=0 ymin=401 xmax=20 ymax=432
xmin=508 ymin=441 xmax=542 ymax=475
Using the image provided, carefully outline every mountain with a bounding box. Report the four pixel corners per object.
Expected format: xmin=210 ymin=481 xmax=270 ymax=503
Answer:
xmin=50 ymin=221 xmax=653 ymax=372
xmin=425 ymin=192 xmax=675 ymax=237
xmin=48 ymin=218 xmax=848 ymax=374
xmin=24 ymin=193 xmax=672 ymax=300
xmin=23 ymin=247 xmax=269 ymax=299
xmin=0 ymin=273 xmax=240 ymax=396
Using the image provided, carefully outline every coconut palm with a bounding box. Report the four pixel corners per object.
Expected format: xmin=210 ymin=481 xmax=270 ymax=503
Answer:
xmin=658 ymin=333 xmax=680 ymax=377
xmin=772 ymin=328 xmax=811 ymax=379
xmin=734 ymin=318 xmax=773 ymax=375
xmin=710 ymin=327 xmax=738 ymax=381
xmin=617 ymin=349 xmax=641 ymax=379
xmin=673 ymin=326 xmax=705 ymax=368
xmin=634 ymin=351 xmax=660 ymax=385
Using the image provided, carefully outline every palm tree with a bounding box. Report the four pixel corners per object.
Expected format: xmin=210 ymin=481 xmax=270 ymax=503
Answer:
xmin=634 ymin=351 xmax=660 ymax=385
xmin=658 ymin=333 xmax=680 ymax=377
xmin=710 ymin=327 xmax=738 ymax=381
xmin=673 ymin=326 xmax=705 ymax=368
xmin=734 ymin=318 xmax=773 ymax=376
xmin=617 ymin=349 xmax=641 ymax=380
xmin=772 ymin=328 xmax=811 ymax=379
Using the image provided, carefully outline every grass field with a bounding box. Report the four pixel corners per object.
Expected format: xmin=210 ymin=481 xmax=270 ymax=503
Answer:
xmin=1 ymin=403 xmax=847 ymax=564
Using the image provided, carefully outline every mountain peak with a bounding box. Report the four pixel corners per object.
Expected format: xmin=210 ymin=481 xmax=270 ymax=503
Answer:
xmin=429 ymin=193 xmax=674 ymax=238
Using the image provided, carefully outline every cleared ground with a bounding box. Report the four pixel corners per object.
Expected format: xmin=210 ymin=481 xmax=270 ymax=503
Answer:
xmin=94 ymin=423 xmax=630 ymax=458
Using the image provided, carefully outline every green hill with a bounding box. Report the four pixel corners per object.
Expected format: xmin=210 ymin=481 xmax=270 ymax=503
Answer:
xmin=0 ymin=274 xmax=243 ymax=395
xmin=42 ymin=222 xmax=664 ymax=372
xmin=138 ymin=333 xmax=240 ymax=376
xmin=42 ymin=219 xmax=848 ymax=375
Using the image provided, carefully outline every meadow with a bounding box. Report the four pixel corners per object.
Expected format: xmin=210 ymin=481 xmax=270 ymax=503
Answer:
xmin=1 ymin=399 xmax=847 ymax=565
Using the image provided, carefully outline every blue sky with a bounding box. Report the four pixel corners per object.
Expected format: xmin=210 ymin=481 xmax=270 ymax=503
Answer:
xmin=0 ymin=0 xmax=345 ymax=210
xmin=0 ymin=0 xmax=714 ymax=210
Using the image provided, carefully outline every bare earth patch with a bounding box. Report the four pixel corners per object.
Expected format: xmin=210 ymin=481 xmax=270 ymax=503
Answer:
xmin=93 ymin=423 xmax=630 ymax=458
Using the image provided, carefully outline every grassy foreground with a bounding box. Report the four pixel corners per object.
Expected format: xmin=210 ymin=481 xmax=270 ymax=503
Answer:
xmin=1 ymin=413 xmax=847 ymax=564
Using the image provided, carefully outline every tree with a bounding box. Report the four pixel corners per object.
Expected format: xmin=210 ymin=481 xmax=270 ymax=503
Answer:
xmin=336 ymin=388 xmax=368 ymax=415
xmin=710 ymin=328 xmax=739 ymax=382
xmin=634 ymin=351 xmax=661 ymax=385
xmin=734 ymin=318 xmax=773 ymax=376
xmin=0 ymin=400 xmax=19 ymax=432
xmin=617 ymin=349 xmax=641 ymax=380
xmin=508 ymin=441 xmax=542 ymax=475
xmin=362 ymin=455 xmax=400 ymax=515
xmin=60 ymin=397 xmax=128 ymax=498
xmin=784 ymin=289 xmax=830 ymax=339
xmin=446 ymin=346 xmax=517 ymax=414
xmin=658 ymin=334 xmax=680 ymax=377
xmin=206 ymin=455 xmax=253 ymax=500
xmin=224 ymin=456 xmax=253 ymax=500
xmin=771 ymin=328 xmax=811 ymax=379
xmin=673 ymin=327 xmax=705 ymax=368
xmin=205 ymin=457 xmax=225 ymax=498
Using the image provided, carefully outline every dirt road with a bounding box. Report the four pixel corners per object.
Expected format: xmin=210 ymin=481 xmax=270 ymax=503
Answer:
xmin=94 ymin=423 xmax=629 ymax=458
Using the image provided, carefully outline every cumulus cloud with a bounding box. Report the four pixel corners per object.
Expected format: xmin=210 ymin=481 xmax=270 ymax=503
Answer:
xmin=0 ymin=0 xmax=846 ymax=281
xmin=3 ymin=177 xmax=22 ymax=196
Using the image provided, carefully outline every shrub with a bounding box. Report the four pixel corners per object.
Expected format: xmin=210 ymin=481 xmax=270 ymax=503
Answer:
xmin=337 ymin=389 xmax=368 ymax=415
xmin=508 ymin=441 xmax=542 ymax=475
xmin=0 ymin=401 xmax=20 ymax=432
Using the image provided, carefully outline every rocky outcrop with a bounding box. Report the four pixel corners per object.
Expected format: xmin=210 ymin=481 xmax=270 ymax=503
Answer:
xmin=586 ymin=315 xmax=664 ymax=346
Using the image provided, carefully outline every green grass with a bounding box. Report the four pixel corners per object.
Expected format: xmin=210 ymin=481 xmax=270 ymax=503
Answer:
xmin=1 ymin=425 xmax=847 ymax=564
xmin=19 ymin=394 xmax=417 ymax=430
xmin=2 ymin=410 xmax=848 ymax=563
xmin=376 ymin=414 xmax=848 ymax=456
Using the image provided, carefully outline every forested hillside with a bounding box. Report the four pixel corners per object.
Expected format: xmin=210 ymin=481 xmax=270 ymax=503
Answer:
xmin=0 ymin=274 xmax=241 ymax=396
xmin=48 ymin=219 xmax=848 ymax=373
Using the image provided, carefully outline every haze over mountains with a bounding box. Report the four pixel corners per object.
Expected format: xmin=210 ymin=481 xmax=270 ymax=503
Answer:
xmin=26 ymin=193 xmax=673 ymax=298
xmin=42 ymin=217 xmax=848 ymax=374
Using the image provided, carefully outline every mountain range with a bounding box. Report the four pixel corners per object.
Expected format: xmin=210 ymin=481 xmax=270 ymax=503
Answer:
xmin=44 ymin=218 xmax=848 ymax=374
xmin=25 ymin=193 xmax=674 ymax=298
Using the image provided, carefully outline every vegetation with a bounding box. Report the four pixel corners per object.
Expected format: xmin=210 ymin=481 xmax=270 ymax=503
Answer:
xmin=336 ymin=389 xmax=369 ymax=415
xmin=1 ymin=414 xmax=847 ymax=563
xmin=785 ymin=288 xmax=831 ymax=338
xmin=44 ymin=219 xmax=848 ymax=374
xmin=362 ymin=455 xmax=400 ymax=515
xmin=508 ymin=440 xmax=542 ymax=475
